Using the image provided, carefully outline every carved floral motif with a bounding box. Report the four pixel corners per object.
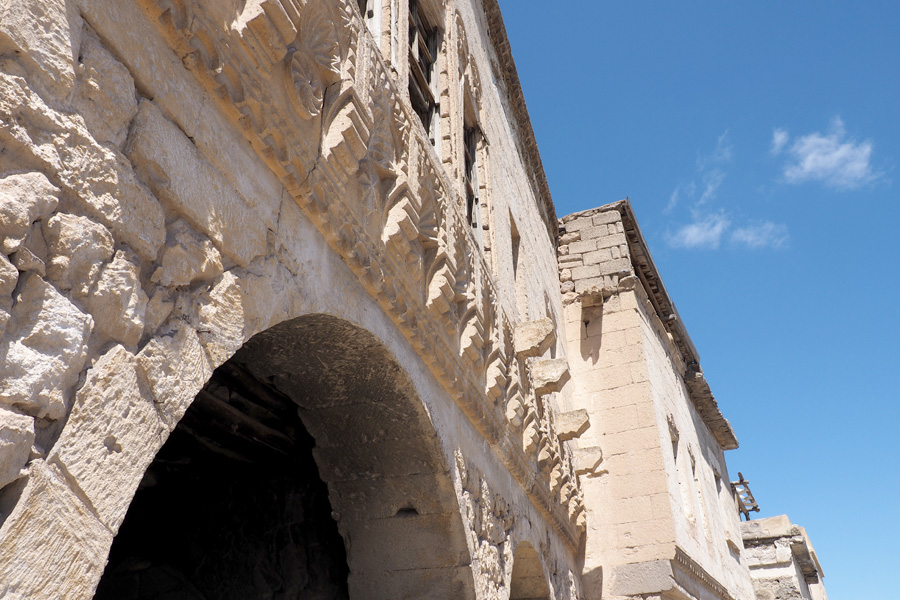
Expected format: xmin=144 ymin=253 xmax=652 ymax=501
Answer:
xmin=141 ymin=0 xmax=585 ymax=549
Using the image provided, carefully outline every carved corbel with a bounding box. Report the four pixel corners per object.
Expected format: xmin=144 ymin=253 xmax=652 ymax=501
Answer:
xmin=513 ymin=317 xmax=555 ymax=359
xmin=573 ymin=446 xmax=604 ymax=476
xmin=528 ymin=358 xmax=570 ymax=397
xmin=555 ymin=409 xmax=591 ymax=442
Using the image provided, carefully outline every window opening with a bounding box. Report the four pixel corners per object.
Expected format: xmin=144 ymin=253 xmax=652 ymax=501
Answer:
xmin=408 ymin=0 xmax=438 ymax=142
xmin=464 ymin=125 xmax=480 ymax=232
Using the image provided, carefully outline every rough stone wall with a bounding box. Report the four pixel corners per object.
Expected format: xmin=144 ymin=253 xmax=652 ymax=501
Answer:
xmin=741 ymin=516 xmax=828 ymax=600
xmin=559 ymin=203 xmax=755 ymax=600
xmin=0 ymin=0 xmax=585 ymax=598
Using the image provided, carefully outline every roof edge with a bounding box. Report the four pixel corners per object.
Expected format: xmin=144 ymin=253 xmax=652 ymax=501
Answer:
xmin=480 ymin=0 xmax=558 ymax=244
xmin=604 ymin=199 xmax=739 ymax=450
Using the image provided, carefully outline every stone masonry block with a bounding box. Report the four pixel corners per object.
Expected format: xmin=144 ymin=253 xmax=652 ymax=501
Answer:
xmin=571 ymin=264 xmax=602 ymax=280
xmin=580 ymin=226 xmax=608 ymax=240
xmin=513 ymin=318 xmax=555 ymax=358
xmin=0 ymin=406 xmax=34 ymax=490
xmin=598 ymin=257 xmax=633 ymax=276
xmin=598 ymin=382 xmax=652 ymax=410
xmin=137 ymin=321 xmax=213 ymax=431
xmin=613 ymin=469 xmax=669 ymax=500
xmin=610 ymin=560 xmax=674 ymax=596
xmin=582 ymin=248 xmax=613 ymax=265
xmin=0 ymin=460 xmax=113 ymax=600
xmin=49 ymin=345 xmax=167 ymax=533
xmin=592 ymin=211 xmax=621 ymax=225
xmin=555 ymin=409 xmax=591 ymax=441
xmin=573 ymin=446 xmax=604 ymax=475
xmin=615 ymin=518 xmax=676 ymax=549
xmin=565 ymin=217 xmax=594 ymax=232
xmin=569 ymin=239 xmax=599 ymax=255
xmin=602 ymin=426 xmax=661 ymax=458
xmin=597 ymin=232 xmax=627 ymax=250
xmin=0 ymin=0 xmax=82 ymax=96
xmin=529 ymin=358 xmax=571 ymax=396
xmin=126 ymin=99 xmax=266 ymax=266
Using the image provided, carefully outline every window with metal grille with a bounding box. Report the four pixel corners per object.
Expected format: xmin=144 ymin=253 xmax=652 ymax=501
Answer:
xmin=408 ymin=0 xmax=438 ymax=141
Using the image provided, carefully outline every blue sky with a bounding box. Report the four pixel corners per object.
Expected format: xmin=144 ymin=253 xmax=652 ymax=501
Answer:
xmin=499 ymin=2 xmax=899 ymax=596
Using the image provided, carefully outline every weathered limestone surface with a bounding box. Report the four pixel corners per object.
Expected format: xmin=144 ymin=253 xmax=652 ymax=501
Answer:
xmin=0 ymin=461 xmax=113 ymax=600
xmin=0 ymin=0 xmax=828 ymax=598
xmin=561 ymin=202 xmax=756 ymax=600
xmin=0 ymin=407 xmax=34 ymax=490
xmin=0 ymin=172 xmax=59 ymax=255
xmin=125 ymin=99 xmax=267 ymax=267
xmin=0 ymin=273 xmax=92 ymax=420
xmin=742 ymin=515 xmax=828 ymax=600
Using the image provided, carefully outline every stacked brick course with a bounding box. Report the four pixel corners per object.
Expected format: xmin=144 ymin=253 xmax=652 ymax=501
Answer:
xmin=558 ymin=206 xmax=633 ymax=300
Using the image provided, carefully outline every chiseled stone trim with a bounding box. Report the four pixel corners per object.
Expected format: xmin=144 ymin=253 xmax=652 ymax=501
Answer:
xmin=136 ymin=0 xmax=583 ymax=548
xmin=672 ymin=545 xmax=737 ymax=600
xmin=480 ymin=0 xmax=558 ymax=244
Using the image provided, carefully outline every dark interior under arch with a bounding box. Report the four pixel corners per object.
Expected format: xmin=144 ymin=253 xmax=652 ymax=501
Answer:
xmin=94 ymin=358 xmax=350 ymax=600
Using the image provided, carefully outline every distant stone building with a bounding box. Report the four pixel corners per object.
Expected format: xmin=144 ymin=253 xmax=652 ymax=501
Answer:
xmin=0 ymin=0 xmax=826 ymax=598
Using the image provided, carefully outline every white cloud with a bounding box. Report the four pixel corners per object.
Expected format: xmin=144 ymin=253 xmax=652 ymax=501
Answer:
xmin=698 ymin=169 xmax=725 ymax=205
xmin=731 ymin=222 xmax=789 ymax=249
xmin=666 ymin=213 xmax=731 ymax=249
xmin=697 ymin=131 xmax=733 ymax=168
xmin=771 ymin=128 xmax=789 ymax=155
xmin=779 ymin=117 xmax=878 ymax=189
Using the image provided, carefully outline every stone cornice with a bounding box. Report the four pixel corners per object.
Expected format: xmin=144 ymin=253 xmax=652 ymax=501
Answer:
xmin=480 ymin=0 xmax=558 ymax=246
xmin=672 ymin=546 xmax=737 ymax=600
xmin=138 ymin=0 xmax=582 ymax=548
xmin=606 ymin=199 xmax=739 ymax=451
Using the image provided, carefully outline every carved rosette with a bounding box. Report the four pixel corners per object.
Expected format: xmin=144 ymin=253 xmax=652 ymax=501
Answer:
xmin=285 ymin=0 xmax=340 ymax=120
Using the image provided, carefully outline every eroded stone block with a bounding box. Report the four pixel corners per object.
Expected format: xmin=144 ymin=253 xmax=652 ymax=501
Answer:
xmin=71 ymin=31 xmax=138 ymax=148
xmin=43 ymin=212 xmax=114 ymax=297
xmin=556 ymin=409 xmax=591 ymax=441
xmin=0 ymin=460 xmax=112 ymax=600
xmin=513 ymin=318 xmax=555 ymax=358
xmin=85 ymin=250 xmax=148 ymax=347
xmin=136 ymin=321 xmax=213 ymax=430
xmin=49 ymin=345 xmax=166 ymax=533
xmin=125 ymin=99 xmax=266 ymax=266
xmin=0 ymin=274 xmax=92 ymax=420
xmin=0 ymin=172 xmax=60 ymax=255
xmin=0 ymin=406 xmax=34 ymax=490
xmin=0 ymin=0 xmax=81 ymax=96
xmin=151 ymin=219 xmax=224 ymax=287
xmin=529 ymin=358 xmax=570 ymax=396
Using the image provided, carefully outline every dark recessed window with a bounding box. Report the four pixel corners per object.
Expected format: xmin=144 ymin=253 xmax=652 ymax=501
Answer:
xmin=408 ymin=0 xmax=438 ymax=142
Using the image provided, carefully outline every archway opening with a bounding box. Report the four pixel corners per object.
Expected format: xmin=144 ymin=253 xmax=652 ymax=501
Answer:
xmin=510 ymin=542 xmax=550 ymax=600
xmin=95 ymin=314 xmax=476 ymax=599
xmin=95 ymin=360 xmax=349 ymax=599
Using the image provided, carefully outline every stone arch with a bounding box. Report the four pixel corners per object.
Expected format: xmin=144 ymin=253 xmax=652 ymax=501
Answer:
xmin=94 ymin=313 xmax=477 ymax=599
xmin=509 ymin=541 xmax=551 ymax=600
xmin=231 ymin=314 xmax=477 ymax=598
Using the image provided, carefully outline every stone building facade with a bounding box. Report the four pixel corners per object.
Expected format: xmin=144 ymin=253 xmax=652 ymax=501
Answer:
xmin=0 ymin=0 xmax=826 ymax=598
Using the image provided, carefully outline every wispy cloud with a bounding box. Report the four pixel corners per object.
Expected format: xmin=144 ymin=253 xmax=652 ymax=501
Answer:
xmin=698 ymin=130 xmax=733 ymax=168
xmin=698 ymin=169 xmax=726 ymax=205
xmin=666 ymin=213 xmax=731 ymax=249
xmin=771 ymin=128 xmax=789 ymax=155
xmin=665 ymin=131 xmax=789 ymax=251
xmin=731 ymin=222 xmax=789 ymax=249
xmin=774 ymin=117 xmax=879 ymax=189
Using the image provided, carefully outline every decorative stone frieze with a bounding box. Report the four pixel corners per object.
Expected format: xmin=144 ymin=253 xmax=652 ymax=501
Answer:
xmin=135 ymin=0 xmax=583 ymax=546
